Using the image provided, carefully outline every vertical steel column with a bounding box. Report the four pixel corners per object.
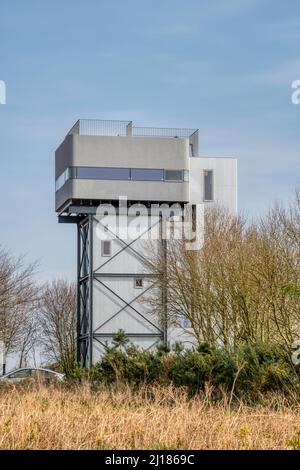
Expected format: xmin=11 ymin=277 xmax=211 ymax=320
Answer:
xmin=77 ymin=218 xmax=90 ymax=367
xmin=160 ymin=215 xmax=168 ymax=346
xmin=76 ymin=223 xmax=81 ymax=364
xmin=88 ymin=214 xmax=93 ymax=367
xmin=83 ymin=223 xmax=88 ymax=364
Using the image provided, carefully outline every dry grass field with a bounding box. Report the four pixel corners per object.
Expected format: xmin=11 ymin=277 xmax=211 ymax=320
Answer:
xmin=0 ymin=383 xmax=300 ymax=450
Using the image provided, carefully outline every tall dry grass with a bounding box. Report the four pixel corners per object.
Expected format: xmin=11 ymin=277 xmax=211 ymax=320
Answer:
xmin=0 ymin=382 xmax=299 ymax=450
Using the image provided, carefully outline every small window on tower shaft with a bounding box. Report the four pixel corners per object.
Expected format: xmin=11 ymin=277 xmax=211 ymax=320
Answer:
xmin=134 ymin=278 xmax=144 ymax=289
xmin=204 ymin=170 xmax=214 ymax=201
xmin=101 ymin=240 xmax=112 ymax=257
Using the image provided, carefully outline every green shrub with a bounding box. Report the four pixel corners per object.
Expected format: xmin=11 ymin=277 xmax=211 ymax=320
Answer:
xmin=170 ymin=350 xmax=212 ymax=391
xmin=210 ymin=348 xmax=238 ymax=389
xmin=68 ymin=331 xmax=297 ymax=398
xmin=236 ymin=342 xmax=292 ymax=393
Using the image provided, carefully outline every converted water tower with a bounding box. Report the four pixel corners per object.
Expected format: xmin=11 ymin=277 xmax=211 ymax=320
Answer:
xmin=55 ymin=119 xmax=237 ymax=366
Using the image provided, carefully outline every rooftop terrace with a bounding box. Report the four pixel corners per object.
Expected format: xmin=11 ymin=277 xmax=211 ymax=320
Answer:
xmin=68 ymin=119 xmax=196 ymax=138
xmin=68 ymin=119 xmax=199 ymax=156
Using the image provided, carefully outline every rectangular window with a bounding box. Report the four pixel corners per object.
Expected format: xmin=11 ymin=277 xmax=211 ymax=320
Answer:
xmin=56 ymin=166 xmax=188 ymax=189
xmin=69 ymin=167 xmax=77 ymax=179
xmin=55 ymin=167 xmax=77 ymax=191
xmin=131 ymin=168 xmax=164 ymax=181
xmin=164 ymin=169 xmax=183 ymax=182
xmin=204 ymin=170 xmax=214 ymax=201
xmin=134 ymin=278 xmax=144 ymax=289
xmin=55 ymin=168 xmax=69 ymax=191
xmin=8 ymin=369 xmax=31 ymax=379
xmin=77 ymin=167 xmax=130 ymax=180
xmin=101 ymin=240 xmax=112 ymax=257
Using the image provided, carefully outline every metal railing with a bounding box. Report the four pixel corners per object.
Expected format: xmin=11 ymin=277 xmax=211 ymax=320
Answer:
xmin=68 ymin=119 xmax=197 ymax=138
xmin=132 ymin=126 xmax=197 ymax=138
xmin=68 ymin=119 xmax=132 ymax=137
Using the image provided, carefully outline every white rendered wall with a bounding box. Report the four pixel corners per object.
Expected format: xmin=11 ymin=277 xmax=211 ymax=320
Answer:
xmin=169 ymin=156 xmax=238 ymax=348
xmin=91 ymin=214 xmax=163 ymax=361
xmin=189 ymin=157 xmax=238 ymax=213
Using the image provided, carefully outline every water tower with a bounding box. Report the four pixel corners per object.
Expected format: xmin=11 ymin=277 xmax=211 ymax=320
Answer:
xmin=55 ymin=119 xmax=237 ymax=366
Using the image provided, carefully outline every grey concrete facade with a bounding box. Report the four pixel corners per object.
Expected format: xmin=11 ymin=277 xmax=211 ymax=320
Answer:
xmin=55 ymin=133 xmax=191 ymax=211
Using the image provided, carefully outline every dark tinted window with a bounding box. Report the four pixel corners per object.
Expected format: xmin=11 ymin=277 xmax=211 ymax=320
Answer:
xmin=31 ymin=370 xmax=54 ymax=378
xmin=164 ymin=170 xmax=183 ymax=181
xmin=134 ymin=278 xmax=144 ymax=288
xmin=8 ymin=369 xmax=31 ymax=379
xmin=69 ymin=167 xmax=77 ymax=179
xmin=56 ymin=166 xmax=187 ymax=188
xmin=204 ymin=170 xmax=213 ymax=201
xmin=76 ymin=167 xmax=130 ymax=180
xmin=101 ymin=240 xmax=112 ymax=256
xmin=131 ymin=168 xmax=164 ymax=181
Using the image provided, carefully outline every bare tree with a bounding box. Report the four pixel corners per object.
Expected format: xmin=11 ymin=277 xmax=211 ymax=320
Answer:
xmin=143 ymin=191 xmax=300 ymax=351
xmin=0 ymin=247 xmax=38 ymax=374
xmin=17 ymin=308 xmax=39 ymax=368
xmin=39 ymin=280 xmax=76 ymax=374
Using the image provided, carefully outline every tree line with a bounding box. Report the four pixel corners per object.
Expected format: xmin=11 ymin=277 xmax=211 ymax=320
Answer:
xmin=0 ymin=250 xmax=76 ymax=374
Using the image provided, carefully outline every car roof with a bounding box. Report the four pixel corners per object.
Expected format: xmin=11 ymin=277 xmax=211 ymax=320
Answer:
xmin=3 ymin=367 xmax=64 ymax=376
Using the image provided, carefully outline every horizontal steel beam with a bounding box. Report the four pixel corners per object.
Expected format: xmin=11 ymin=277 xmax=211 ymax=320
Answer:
xmin=58 ymin=215 xmax=83 ymax=224
xmin=93 ymin=273 xmax=156 ymax=278
xmin=69 ymin=205 xmax=97 ymax=215
xmin=93 ymin=332 xmax=163 ymax=338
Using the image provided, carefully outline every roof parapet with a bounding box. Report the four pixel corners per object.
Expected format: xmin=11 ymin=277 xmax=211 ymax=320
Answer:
xmin=68 ymin=119 xmax=199 ymax=156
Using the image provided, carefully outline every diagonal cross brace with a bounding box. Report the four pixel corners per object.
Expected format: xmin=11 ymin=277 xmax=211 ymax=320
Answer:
xmin=94 ymin=276 xmax=163 ymax=334
xmin=93 ymin=217 xmax=160 ymax=273
xmin=93 ymin=278 xmax=160 ymax=333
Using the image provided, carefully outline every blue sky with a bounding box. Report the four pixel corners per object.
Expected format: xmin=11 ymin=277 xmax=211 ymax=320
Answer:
xmin=0 ymin=0 xmax=300 ymax=282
